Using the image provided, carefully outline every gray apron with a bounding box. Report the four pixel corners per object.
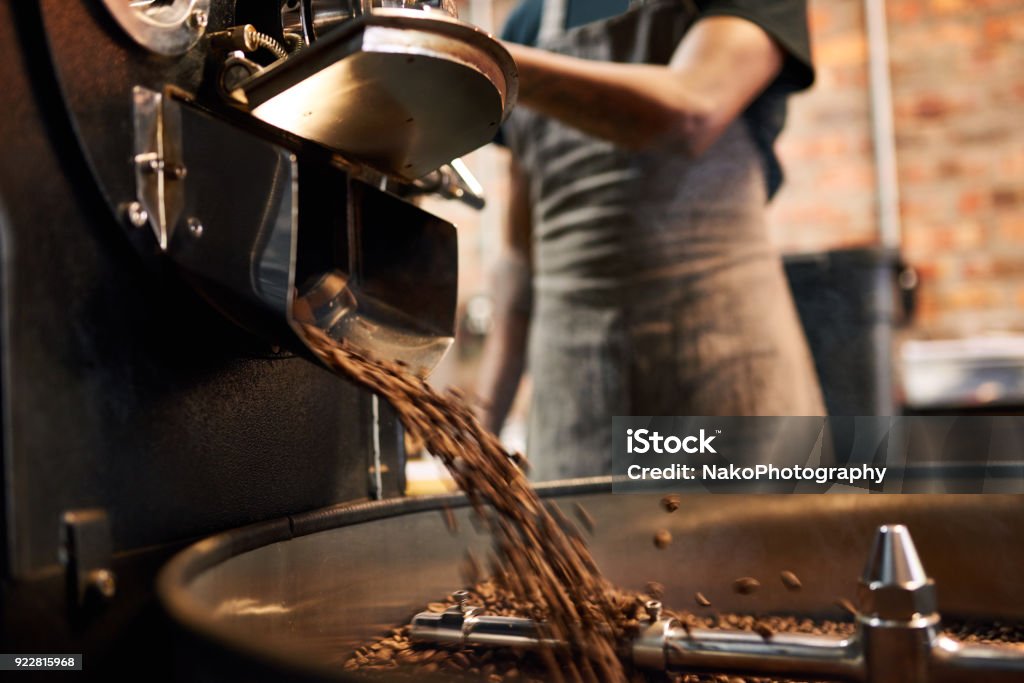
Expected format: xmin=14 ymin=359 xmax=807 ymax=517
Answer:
xmin=503 ymin=0 xmax=825 ymax=481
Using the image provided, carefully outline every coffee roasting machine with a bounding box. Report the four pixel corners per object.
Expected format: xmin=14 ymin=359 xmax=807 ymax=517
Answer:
xmin=0 ymin=0 xmax=515 ymax=676
xmin=4 ymin=2 xmax=1024 ymax=683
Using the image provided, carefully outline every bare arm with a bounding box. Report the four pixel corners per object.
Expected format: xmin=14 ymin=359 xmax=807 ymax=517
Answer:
xmin=474 ymin=155 xmax=533 ymax=435
xmin=504 ymin=15 xmax=785 ymax=156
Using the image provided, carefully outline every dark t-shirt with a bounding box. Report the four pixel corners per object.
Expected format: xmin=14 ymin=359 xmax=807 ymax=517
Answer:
xmin=497 ymin=0 xmax=815 ymax=199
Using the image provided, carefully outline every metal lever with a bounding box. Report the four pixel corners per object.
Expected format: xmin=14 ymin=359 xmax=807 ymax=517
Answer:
xmin=409 ymin=525 xmax=1024 ymax=682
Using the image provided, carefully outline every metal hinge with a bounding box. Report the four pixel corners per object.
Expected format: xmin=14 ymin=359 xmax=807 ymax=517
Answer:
xmin=131 ymin=86 xmax=186 ymax=250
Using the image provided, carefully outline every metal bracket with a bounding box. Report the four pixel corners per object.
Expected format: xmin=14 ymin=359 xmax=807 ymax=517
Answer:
xmin=59 ymin=509 xmax=116 ymax=609
xmin=412 ymin=158 xmax=486 ymax=210
xmin=132 ymin=86 xmax=186 ymax=251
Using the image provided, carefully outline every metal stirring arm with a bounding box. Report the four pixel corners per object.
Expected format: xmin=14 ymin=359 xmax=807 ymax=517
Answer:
xmin=409 ymin=525 xmax=1024 ymax=682
xmin=646 ymin=622 xmax=861 ymax=681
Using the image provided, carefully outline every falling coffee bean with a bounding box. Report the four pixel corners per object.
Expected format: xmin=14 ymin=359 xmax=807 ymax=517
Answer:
xmin=733 ymin=577 xmax=761 ymax=595
xmin=460 ymin=551 xmax=482 ymax=586
xmin=653 ymin=529 xmax=673 ymax=549
xmin=441 ymin=505 xmax=458 ymax=535
xmin=753 ymin=621 xmax=774 ymax=640
xmin=695 ymin=591 xmax=712 ymax=607
xmin=645 ymin=581 xmax=664 ymax=599
xmin=781 ymin=570 xmax=802 ymax=591
xmin=572 ymin=502 xmax=595 ymax=534
xmin=660 ymin=494 xmax=681 ymax=513
xmin=836 ymin=597 xmax=858 ymax=617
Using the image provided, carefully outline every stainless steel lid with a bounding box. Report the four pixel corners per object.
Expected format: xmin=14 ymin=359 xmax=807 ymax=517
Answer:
xmin=235 ymin=9 xmax=518 ymax=180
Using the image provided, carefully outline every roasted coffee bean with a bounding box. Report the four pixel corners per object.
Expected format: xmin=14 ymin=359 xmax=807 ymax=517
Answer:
xmin=654 ymin=529 xmax=673 ymax=549
xmin=733 ymin=577 xmax=761 ymax=595
xmin=660 ymin=494 xmax=681 ymax=513
xmin=780 ymin=570 xmax=802 ymax=591
xmin=753 ymin=622 xmax=774 ymax=640
xmin=836 ymin=597 xmax=859 ymax=617
xmin=461 ymin=550 xmax=483 ymax=586
xmin=573 ymin=502 xmax=596 ymax=534
xmin=645 ymin=581 xmax=664 ymax=599
xmin=441 ymin=505 xmax=459 ymax=534
xmin=695 ymin=592 xmax=712 ymax=607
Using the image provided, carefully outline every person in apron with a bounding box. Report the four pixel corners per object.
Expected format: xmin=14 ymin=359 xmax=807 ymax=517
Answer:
xmin=476 ymin=0 xmax=825 ymax=480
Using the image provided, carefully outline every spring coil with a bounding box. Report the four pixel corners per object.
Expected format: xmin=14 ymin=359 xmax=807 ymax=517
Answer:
xmin=251 ymin=30 xmax=288 ymax=60
xmin=283 ymin=31 xmax=305 ymax=53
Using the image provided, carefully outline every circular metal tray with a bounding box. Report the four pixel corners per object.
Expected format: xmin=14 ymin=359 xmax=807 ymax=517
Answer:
xmin=158 ymin=480 xmax=1024 ymax=681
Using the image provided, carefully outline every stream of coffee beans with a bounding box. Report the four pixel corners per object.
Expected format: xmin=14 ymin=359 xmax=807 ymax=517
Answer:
xmin=303 ymin=327 xmax=628 ymax=682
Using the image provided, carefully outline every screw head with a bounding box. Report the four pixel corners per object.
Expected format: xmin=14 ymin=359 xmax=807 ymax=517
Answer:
xmin=125 ymin=202 xmax=148 ymax=228
xmin=187 ymin=217 xmax=204 ymax=238
xmin=189 ymin=8 xmax=208 ymax=31
xmin=645 ymin=600 xmax=663 ymax=621
xmin=87 ymin=568 xmax=117 ymax=601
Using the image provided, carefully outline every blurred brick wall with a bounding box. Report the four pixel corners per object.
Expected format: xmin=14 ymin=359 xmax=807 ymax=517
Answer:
xmin=766 ymin=0 xmax=877 ymax=252
xmin=770 ymin=0 xmax=1024 ymax=332
xmin=436 ymin=0 xmax=1024 ymax=367
xmin=885 ymin=0 xmax=1024 ymax=329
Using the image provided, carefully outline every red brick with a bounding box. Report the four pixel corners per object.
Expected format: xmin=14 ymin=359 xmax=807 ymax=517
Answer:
xmin=888 ymin=1 xmax=925 ymax=24
xmin=940 ymin=284 xmax=1003 ymax=311
xmin=997 ymin=215 xmax=1024 ymax=244
xmin=930 ymin=0 xmax=971 ymax=15
xmin=993 ymin=188 xmax=1023 ymax=209
xmin=813 ymin=33 xmax=868 ymax=67
xmin=984 ymin=13 xmax=1024 ymax=43
xmin=957 ymin=190 xmax=989 ymax=215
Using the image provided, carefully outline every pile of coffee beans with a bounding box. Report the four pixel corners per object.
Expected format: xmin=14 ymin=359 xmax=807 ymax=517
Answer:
xmin=346 ymin=579 xmax=1024 ymax=682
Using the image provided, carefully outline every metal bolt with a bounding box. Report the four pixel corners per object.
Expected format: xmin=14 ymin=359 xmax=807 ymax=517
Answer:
xmin=454 ymin=590 xmax=470 ymax=614
xmin=645 ymin=600 xmax=663 ymax=622
xmin=187 ymin=217 xmax=204 ymax=238
xmin=188 ymin=8 xmax=208 ymax=31
xmin=242 ymin=24 xmax=258 ymax=52
xmin=87 ymin=568 xmax=117 ymax=601
xmin=171 ymin=164 xmax=187 ymax=180
xmin=125 ymin=202 xmax=149 ymax=228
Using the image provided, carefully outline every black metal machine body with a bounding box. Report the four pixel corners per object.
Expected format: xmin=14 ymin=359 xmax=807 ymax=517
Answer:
xmin=0 ymin=0 xmax=515 ymax=676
